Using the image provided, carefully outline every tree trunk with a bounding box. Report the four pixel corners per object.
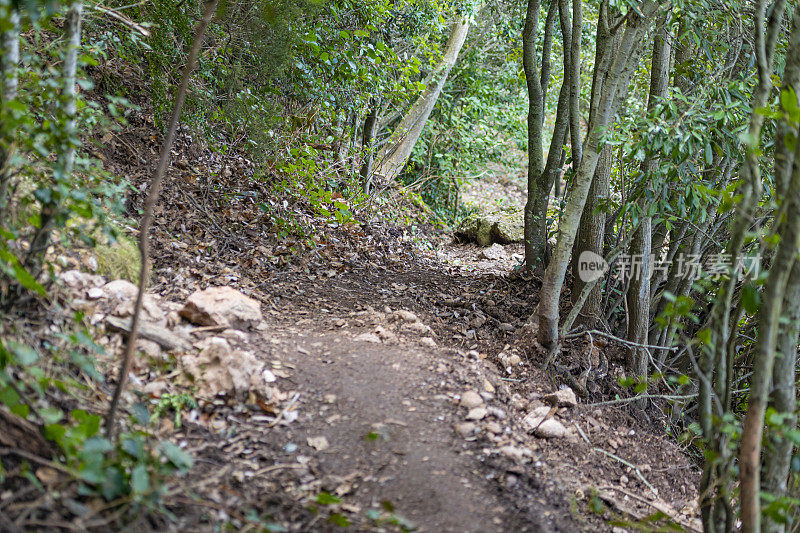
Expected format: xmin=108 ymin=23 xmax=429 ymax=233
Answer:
xmin=568 ymin=0 xmax=582 ymax=167
xmin=537 ymin=1 xmax=659 ymax=349
xmin=376 ymin=17 xmax=471 ymax=181
xmin=625 ymin=21 xmax=670 ymax=381
xmin=737 ymin=2 xmax=792 ymax=530
xmin=571 ymin=2 xmax=614 ymax=325
xmin=360 ymin=100 xmax=379 ymax=194
xmin=524 ymin=0 xmax=571 ymax=270
xmin=26 ymin=1 xmax=83 ymax=272
xmin=523 ymin=0 xmax=544 ymax=270
xmin=0 ymin=9 xmax=20 ymax=224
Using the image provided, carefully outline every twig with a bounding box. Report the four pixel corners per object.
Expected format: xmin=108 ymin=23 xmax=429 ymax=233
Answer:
xmin=584 ymin=393 xmax=696 ymax=407
xmin=105 ymin=0 xmax=220 ymax=439
xmin=593 ymin=447 xmax=658 ymax=496
xmin=564 ymin=329 xmax=678 ymax=352
xmin=573 ymin=421 xmax=591 ymax=445
xmin=0 ymin=447 xmax=72 ymax=475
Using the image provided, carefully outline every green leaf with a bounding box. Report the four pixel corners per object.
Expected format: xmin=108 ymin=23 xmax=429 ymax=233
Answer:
xmin=41 ymin=406 xmax=64 ymax=424
xmin=742 ymin=283 xmax=761 ymax=314
xmin=131 ymin=464 xmax=149 ymax=494
xmin=160 ymin=441 xmax=193 ymax=471
xmin=7 ymin=341 xmax=39 ymax=365
xmin=316 ymin=492 xmax=341 ymax=505
xmin=82 ymin=436 xmax=113 ymax=455
xmin=328 ymin=513 xmax=350 ymax=527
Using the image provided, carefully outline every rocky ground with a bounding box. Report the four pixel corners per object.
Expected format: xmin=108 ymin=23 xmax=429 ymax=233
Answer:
xmin=40 ymin=226 xmax=701 ymax=531
xmin=1 ymin=111 xmax=700 ymax=531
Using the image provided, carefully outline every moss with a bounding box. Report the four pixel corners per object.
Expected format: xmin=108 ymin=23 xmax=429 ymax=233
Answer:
xmin=455 ymin=207 xmax=523 ymax=246
xmin=95 ymin=234 xmax=143 ymax=284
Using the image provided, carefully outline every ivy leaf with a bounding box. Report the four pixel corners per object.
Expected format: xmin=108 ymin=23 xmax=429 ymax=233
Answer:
xmin=316 ymin=492 xmax=341 ymax=505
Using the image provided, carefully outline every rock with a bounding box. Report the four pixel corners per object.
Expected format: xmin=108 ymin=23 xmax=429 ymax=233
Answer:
xmin=455 ymin=422 xmax=477 ymax=437
xmin=479 ymin=243 xmax=509 ymax=261
xmin=460 ymin=391 xmax=484 ymax=409
xmin=487 ymin=406 xmax=506 ymax=420
xmin=456 ymin=207 xmax=524 ymax=246
xmin=498 ymin=322 xmax=515 ymax=332
xmin=498 ymin=445 xmax=531 ymax=463
xmin=354 ymin=332 xmax=382 ymax=343
xmin=533 ymin=419 xmax=568 ymax=439
xmin=500 ymin=352 xmax=522 ymax=367
xmin=483 ymin=378 xmax=496 ymax=393
xmin=400 ymin=321 xmax=432 ymax=336
xmin=485 ymin=421 xmax=503 ymax=434
xmin=465 ymin=407 xmax=488 ymax=421
xmin=182 ymin=337 xmax=268 ymax=397
xmin=143 ymin=380 xmax=168 ymax=396
xmin=180 ymin=286 xmax=262 ymax=330
xmin=420 ymin=337 xmax=437 ymax=348
xmin=103 ymin=279 xmax=139 ymax=301
xmin=542 ymin=387 xmax=578 ymax=408
xmin=307 ymin=436 xmax=330 ymax=452
xmin=136 ymin=339 xmax=161 ymax=359
xmin=374 ymin=326 xmax=398 ymax=344
xmin=59 ymin=270 xmax=105 ymax=290
xmin=393 ymin=310 xmax=419 ymax=322
xmin=87 ymin=287 xmax=105 ymax=300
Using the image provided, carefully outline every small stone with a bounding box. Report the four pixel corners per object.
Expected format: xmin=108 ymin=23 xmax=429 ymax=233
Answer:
xmin=542 ymin=387 xmax=578 ymax=408
xmin=143 ymin=380 xmax=168 ymax=396
xmin=498 ymin=445 xmax=530 ymax=462
xmin=400 ymin=321 xmax=432 ymax=336
xmin=482 ymin=378 xmax=495 ymax=393
xmin=466 ymin=407 xmax=488 ymax=421
xmin=262 ymin=369 xmax=277 ymax=383
xmin=479 ymin=243 xmax=508 ymax=261
xmin=420 ymin=337 xmax=437 ymax=348
xmin=87 ymin=287 xmax=104 ymax=300
xmin=485 ymin=422 xmax=503 ymax=434
xmin=499 ymin=322 xmax=515 ymax=332
xmin=460 ymin=391 xmax=484 ymax=409
xmin=354 ymin=332 xmax=382 ymax=343
xmin=455 ymin=422 xmax=477 ymax=437
xmin=307 ymin=436 xmax=329 ymax=452
xmin=393 ymin=310 xmax=419 ymax=322
xmin=620 ymin=475 xmax=629 ymax=485
xmin=533 ymin=419 xmax=568 ymax=439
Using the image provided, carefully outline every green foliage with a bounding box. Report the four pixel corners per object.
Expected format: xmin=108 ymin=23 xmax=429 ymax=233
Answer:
xmin=150 ymin=392 xmax=198 ymax=428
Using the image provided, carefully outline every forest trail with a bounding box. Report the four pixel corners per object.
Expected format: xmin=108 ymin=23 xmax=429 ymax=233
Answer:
xmin=152 ymin=228 xmax=698 ymax=531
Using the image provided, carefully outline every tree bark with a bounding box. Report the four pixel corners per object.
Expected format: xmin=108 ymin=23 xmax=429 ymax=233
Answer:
xmin=376 ymin=17 xmax=471 ymax=181
xmin=625 ymin=21 xmax=670 ymax=381
xmin=360 ymin=100 xmax=379 ymax=194
xmin=737 ymin=1 xmax=792 ymax=530
xmin=537 ymin=1 xmax=659 ymax=349
xmin=0 ymin=9 xmax=19 ymax=224
xmin=523 ymin=0 xmax=544 ymax=270
xmin=568 ymin=0 xmax=582 ymax=167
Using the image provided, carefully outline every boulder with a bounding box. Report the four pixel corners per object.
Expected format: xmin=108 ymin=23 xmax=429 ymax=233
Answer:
xmin=456 ymin=208 xmax=524 ymax=246
xmin=180 ymin=286 xmax=263 ymax=330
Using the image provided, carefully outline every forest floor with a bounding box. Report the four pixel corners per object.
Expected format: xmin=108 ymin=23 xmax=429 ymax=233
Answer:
xmin=109 ymin=126 xmax=699 ymax=531
xmin=2 ymin=112 xmax=702 ymax=531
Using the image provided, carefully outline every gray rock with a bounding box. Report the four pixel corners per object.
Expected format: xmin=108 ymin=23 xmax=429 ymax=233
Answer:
xmin=460 ymin=391 xmax=484 ymax=409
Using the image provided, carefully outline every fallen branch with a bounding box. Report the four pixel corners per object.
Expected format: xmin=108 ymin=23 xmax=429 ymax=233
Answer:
xmin=585 ymin=393 xmax=696 ymax=407
xmin=593 ymin=446 xmax=658 ymax=496
xmin=564 ymin=329 xmax=678 ymax=352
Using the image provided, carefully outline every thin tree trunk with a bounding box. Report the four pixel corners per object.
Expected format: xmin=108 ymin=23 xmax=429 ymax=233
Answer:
xmin=523 ymin=0 xmax=544 ymax=269
xmin=737 ymin=2 xmax=791 ymax=529
xmin=537 ymin=1 xmax=659 ymax=349
xmin=626 ymin=21 xmax=670 ymax=382
xmin=568 ymin=0 xmax=582 ymax=167
xmin=376 ymin=17 xmax=471 ymax=181
xmin=571 ymin=1 xmax=614 ymax=325
xmin=360 ymin=100 xmax=379 ymax=194
xmin=25 ymin=2 xmax=83 ymax=272
xmin=0 ymin=9 xmax=20 ymax=225
xmin=105 ymin=0 xmax=220 ymax=438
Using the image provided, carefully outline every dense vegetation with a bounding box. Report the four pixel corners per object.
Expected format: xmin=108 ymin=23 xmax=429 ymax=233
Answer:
xmin=1 ymin=0 xmax=799 ymax=530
